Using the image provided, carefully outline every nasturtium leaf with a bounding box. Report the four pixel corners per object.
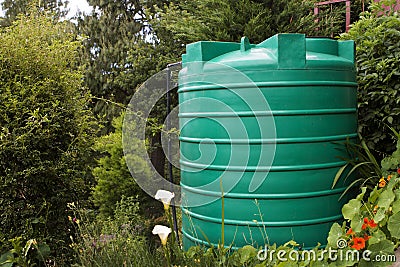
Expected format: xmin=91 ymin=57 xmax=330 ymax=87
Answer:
xmin=373 ymin=207 xmax=386 ymax=223
xmin=0 ymin=251 xmax=13 ymax=267
xmin=368 ymin=187 xmax=381 ymax=203
xmin=367 ymin=240 xmax=395 ymax=267
xmin=387 ymin=211 xmax=400 ymax=239
xmin=350 ymin=214 xmax=363 ymax=232
xmin=342 ymin=199 xmax=362 ymax=220
xmin=368 ymin=229 xmax=386 ymax=245
xmin=368 ymin=239 xmax=395 ymax=253
xmin=358 ymin=258 xmax=387 ymax=267
xmin=377 ymin=189 xmax=395 ymax=210
xmin=392 ymin=189 xmax=400 ymax=214
xmin=327 ymin=223 xmax=344 ymax=248
xmin=334 ymin=247 xmax=358 ymax=266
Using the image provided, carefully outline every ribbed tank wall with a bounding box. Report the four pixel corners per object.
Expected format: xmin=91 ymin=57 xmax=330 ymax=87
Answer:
xmin=179 ymin=34 xmax=357 ymax=249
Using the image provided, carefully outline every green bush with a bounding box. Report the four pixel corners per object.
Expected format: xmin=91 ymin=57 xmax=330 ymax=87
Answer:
xmin=92 ymin=112 xmax=163 ymax=219
xmin=0 ymin=12 xmax=97 ymax=264
xmin=340 ymin=3 xmax=400 ymax=157
xmin=92 ymin=113 xmax=138 ymax=217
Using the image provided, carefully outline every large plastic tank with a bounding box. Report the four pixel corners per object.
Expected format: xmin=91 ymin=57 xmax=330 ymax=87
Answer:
xmin=178 ymin=34 xmax=357 ymax=249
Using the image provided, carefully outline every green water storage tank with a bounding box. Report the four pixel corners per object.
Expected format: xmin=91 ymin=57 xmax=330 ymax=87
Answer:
xmin=179 ymin=34 xmax=357 ymax=250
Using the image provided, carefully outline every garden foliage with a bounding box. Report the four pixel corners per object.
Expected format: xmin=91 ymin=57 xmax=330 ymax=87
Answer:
xmin=0 ymin=0 xmax=67 ymax=27
xmin=93 ymin=113 xmax=151 ymax=217
xmin=76 ymin=0 xmax=147 ymax=123
xmin=92 ymin=112 xmax=162 ymax=219
xmin=334 ymin=150 xmax=400 ymax=267
xmin=0 ymin=12 xmax=97 ymax=263
xmin=69 ymin=196 xmax=160 ymax=267
xmin=1 ymin=1 xmax=400 ymax=266
xmin=341 ymin=2 xmax=400 ymax=157
xmin=92 ymin=113 xmax=137 ymax=217
xmin=150 ymin=0 xmax=345 ymax=45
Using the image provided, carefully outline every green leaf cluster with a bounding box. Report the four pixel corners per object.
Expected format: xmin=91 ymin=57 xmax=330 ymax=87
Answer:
xmin=77 ymin=0 xmax=145 ymax=122
xmin=0 ymin=12 xmax=97 ymax=263
xmin=0 ymin=0 xmax=68 ymax=27
xmin=381 ymin=139 xmax=400 ymax=174
xmin=151 ymin=0 xmax=345 ymax=45
xmin=341 ymin=3 xmax=400 ymax=157
xmin=339 ymin=176 xmax=400 ymax=266
xmin=0 ymin=237 xmax=50 ymax=267
xmin=92 ymin=112 xmax=161 ymax=219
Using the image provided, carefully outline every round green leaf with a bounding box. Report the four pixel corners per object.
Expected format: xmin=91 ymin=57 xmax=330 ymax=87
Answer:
xmin=368 ymin=229 xmax=387 ymax=245
xmin=373 ymin=207 xmax=386 ymax=223
xmin=377 ymin=189 xmax=395 ymax=210
xmin=342 ymin=199 xmax=362 ymax=221
xmin=388 ymin=211 xmax=400 ymax=239
xmin=327 ymin=223 xmax=345 ymax=248
xmin=366 ymin=240 xmax=395 ymax=267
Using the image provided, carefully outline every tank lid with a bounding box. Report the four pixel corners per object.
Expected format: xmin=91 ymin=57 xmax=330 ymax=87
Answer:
xmin=181 ymin=33 xmax=355 ymax=70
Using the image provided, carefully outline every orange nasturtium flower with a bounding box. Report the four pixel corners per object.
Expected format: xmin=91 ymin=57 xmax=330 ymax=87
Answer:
xmin=368 ymin=219 xmax=378 ymax=228
xmin=351 ymin=237 xmax=366 ymax=250
xmin=362 ymin=218 xmax=378 ymax=230
xmin=387 ymin=175 xmax=392 ymax=181
xmin=364 ymin=234 xmax=371 ymax=241
xmin=397 ymin=168 xmax=400 ymax=175
xmin=379 ymin=177 xmax=386 ymax=188
xmin=346 ymin=228 xmax=354 ymax=236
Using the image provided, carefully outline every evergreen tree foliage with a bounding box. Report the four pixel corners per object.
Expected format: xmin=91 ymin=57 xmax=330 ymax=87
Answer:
xmin=150 ymin=0 xmax=345 ymax=47
xmin=128 ymin=0 xmax=349 ymax=183
xmin=77 ymin=0 xmax=146 ymax=122
xmin=92 ymin=113 xmax=133 ymax=217
xmin=0 ymin=0 xmax=68 ymax=26
xmin=0 ymin=11 xmax=97 ymax=263
xmin=93 ymin=112 xmax=162 ymax=221
xmin=76 ymin=0 xmax=174 ymax=181
xmin=92 ymin=112 xmax=160 ymax=218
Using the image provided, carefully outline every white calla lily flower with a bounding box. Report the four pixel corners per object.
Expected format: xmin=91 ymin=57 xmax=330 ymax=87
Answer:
xmin=152 ymin=225 xmax=172 ymax=246
xmin=155 ymin=190 xmax=175 ymax=210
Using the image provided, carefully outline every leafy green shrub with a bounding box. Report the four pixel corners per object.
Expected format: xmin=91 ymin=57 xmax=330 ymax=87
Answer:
xmin=92 ymin=112 xmax=163 ymax=219
xmin=331 ymin=168 xmax=400 ymax=266
xmin=340 ymin=3 xmax=400 ymax=157
xmin=0 ymin=12 xmax=97 ymax=264
xmin=152 ymin=0 xmax=345 ymax=45
xmin=381 ymin=129 xmax=400 ymax=174
xmin=92 ymin=113 xmax=138 ymax=217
